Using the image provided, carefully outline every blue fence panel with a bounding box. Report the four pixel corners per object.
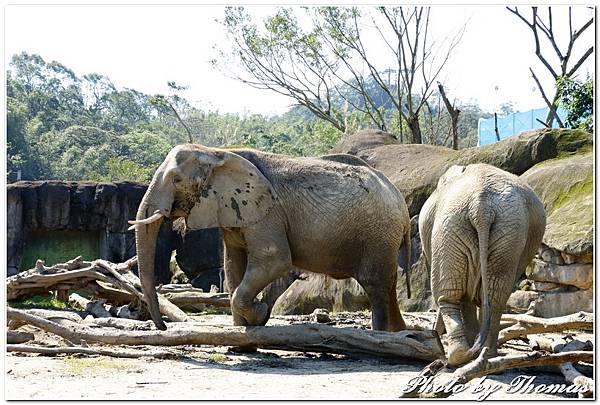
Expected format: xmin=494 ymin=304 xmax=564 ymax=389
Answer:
xmin=478 ymin=107 xmax=568 ymax=146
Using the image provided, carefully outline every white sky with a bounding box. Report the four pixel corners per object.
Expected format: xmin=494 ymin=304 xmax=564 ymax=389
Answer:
xmin=3 ymin=3 xmax=595 ymax=116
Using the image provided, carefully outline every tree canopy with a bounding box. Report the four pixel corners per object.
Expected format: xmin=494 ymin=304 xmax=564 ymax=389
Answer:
xmin=6 ymin=51 xmax=491 ymax=184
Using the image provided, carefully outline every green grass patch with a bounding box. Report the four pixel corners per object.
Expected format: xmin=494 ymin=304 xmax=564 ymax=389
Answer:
xmin=9 ymin=294 xmax=71 ymax=310
xmin=207 ymin=353 xmax=229 ymax=363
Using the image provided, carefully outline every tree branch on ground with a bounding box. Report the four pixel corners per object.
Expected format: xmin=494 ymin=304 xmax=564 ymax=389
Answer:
xmin=498 ymin=311 xmax=592 ymax=344
xmin=7 ymin=343 xmax=178 ymax=359
xmin=7 ymin=307 xmax=445 ymax=362
xmin=402 ymin=348 xmax=593 ymax=398
xmin=7 ymin=256 xmax=189 ymax=323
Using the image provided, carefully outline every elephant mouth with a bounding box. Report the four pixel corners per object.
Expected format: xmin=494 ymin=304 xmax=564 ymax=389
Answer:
xmin=172 ymin=199 xmax=195 ymax=218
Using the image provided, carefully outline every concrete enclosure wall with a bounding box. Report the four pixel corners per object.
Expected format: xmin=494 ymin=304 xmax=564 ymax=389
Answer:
xmin=6 ymin=180 xmax=224 ymax=287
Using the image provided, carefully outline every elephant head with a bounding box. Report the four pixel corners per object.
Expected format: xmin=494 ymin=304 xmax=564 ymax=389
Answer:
xmin=128 ymin=144 xmax=277 ymax=330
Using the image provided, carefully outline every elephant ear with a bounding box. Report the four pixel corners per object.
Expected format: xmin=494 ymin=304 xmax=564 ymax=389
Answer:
xmin=186 ymin=151 xmax=277 ymax=230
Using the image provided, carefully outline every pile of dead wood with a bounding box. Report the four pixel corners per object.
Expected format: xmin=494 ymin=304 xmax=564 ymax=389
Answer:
xmin=7 ymin=256 xmax=229 ymax=321
xmin=6 ymin=257 xmax=594 ymax=398
xmin=399 ymin=310 xmax=594 ymax=398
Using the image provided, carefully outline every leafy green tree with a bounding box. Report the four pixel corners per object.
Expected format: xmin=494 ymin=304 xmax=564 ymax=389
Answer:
xmin=556 ymin=75 xmax=593 ymax=132
xmin=215 ymin=6 xmax=464 ymax=143
xmin=507 ymin=6 xmax=594 ymax=127
xmin=90 ymin=157 xmax=154 ymax=183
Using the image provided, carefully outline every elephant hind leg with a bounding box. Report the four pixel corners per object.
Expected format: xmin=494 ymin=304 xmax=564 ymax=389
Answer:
xmin=431 ymin=236 xmax=471 ymax=365
xmin=387 ymin=284 xmax=406 ymax=331
xmin=356 ymin=261 xmax=404 ymax=332
xmin=439 ymin=302 xmax=471 ymax=365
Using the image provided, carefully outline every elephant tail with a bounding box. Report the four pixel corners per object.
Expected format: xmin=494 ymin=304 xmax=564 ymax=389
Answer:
xmin=468 ymin=218 xmax=493 ymax=359
xmin=403 ymin=227 xmax=412 ymax=299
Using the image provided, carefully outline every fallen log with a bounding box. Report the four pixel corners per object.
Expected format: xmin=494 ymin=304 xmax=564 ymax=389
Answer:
xmin=162 ymin=292 xmax=230 ymax=309
xmin=157 ymin=284 xmax=199 ymax=293
xmin=85 ymin=317 xmax=155 ymax=331
xmin=7 ymin=307 xmax=444 ymax=362
xmin=528 ymin=337 xmax=594 ymax=398
xmin=7 ymin=330 xmax=35 ymax=344
xmin=94 ymin=259 xmax=189 ymax=323
xmin=8 ymin=308 xmax=86 ymax=330
xmin=6 ymin=343 xmax=177 ymax=359
xmin=498 ymin=311 xmax=592 ymax=344
xmin=455 ymin=348 xmax=593 ymax=382
xmin=402 ymin=348 xmax=594 ymax=398
xmin=559 ymin=362 xmax=594 ymax=398
xmin=87 ymin=281 xmax=137 ymax=307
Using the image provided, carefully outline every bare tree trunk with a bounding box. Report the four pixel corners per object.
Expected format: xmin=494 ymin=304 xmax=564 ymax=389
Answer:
xmin=545 ymin=91 xmax=563 ymax=127
xmin=437 ymin=83 xmax=461 ymax=149
xmin=494 ymin=113 xmax=500 ymax=141
xmin=406 ymin=113 xmax=422 ymax=144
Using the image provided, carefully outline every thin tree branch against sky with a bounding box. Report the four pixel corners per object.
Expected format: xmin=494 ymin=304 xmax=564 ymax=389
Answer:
xmin=4 ymin=4 xmax=594 ymax=117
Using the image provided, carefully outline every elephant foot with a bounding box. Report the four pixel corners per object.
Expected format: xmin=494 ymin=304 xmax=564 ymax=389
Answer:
xmin=249 ymin=302 xmax=269 ymax=326
xmin=234 ymin=302 xmax=269 ymax=326
xmin=446 ymin=336 xmax=472 ymax=366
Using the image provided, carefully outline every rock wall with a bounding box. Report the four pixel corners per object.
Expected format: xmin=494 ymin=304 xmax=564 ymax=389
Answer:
xmin=271 ymin=128 xmax=593 ymax=317
xmin=506 ymin=151 xmax=594 ymax=317
xmin=333 ymin=128 xmax=592 ymax=216
xmin=6 ymin=181 xmax=223 ymax=288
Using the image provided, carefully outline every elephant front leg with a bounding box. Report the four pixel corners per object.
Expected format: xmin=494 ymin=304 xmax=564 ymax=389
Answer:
xmin=230 ymin=225 xmax=292 ymax=327
xmin=231 ymin=261 xmax=289 ymax=326
xmin=223 ymin=242 xmax=248 ymax=326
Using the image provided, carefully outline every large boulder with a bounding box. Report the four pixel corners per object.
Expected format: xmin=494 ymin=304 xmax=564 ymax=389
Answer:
xmin=521 ymin=151 xmax=593 ymax=258
xmin=329 ymin=129 xmax=399 ymax=154
xmin=507 ymin=151 xmax=594 ymax=318
xmin=271 ymin=273 xmax=370 ymax=315
xmin=328 ymin=127 xmax=593 ymax=318
xmin=529 ymin=258 xmax=592 ymax=290
xmin=333 ymin=128 xmax=592 ymax=216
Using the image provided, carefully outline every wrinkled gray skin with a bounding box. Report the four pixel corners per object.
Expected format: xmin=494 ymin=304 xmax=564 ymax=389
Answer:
xmin=419 ymin=163 xmax=546 ymax=366
xmin=131 ymin=144 xmax=411 ymax=332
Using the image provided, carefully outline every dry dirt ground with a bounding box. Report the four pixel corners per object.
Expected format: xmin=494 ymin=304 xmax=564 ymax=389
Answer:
xmin=5 ymin=314 xmax=591 ymax=400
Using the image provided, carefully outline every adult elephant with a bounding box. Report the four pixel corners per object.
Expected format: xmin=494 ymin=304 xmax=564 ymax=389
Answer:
xmin=129 ymin=144 xmax=412 ymax=332
xmin=419 ymin=163 xmax=546 ymax=366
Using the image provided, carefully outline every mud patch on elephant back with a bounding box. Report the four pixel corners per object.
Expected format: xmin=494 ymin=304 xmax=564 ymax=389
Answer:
xmin=230 ymin=197 xmax=243 ymax=221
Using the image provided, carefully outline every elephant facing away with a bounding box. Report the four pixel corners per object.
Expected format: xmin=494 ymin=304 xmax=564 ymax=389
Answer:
xmin=419 ymin=163 xmax=546 ymax=366
xmin=129 ymin=144 xmax=412 ymax=332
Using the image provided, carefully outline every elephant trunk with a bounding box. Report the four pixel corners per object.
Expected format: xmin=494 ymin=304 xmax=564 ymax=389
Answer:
xmin=134 ymin=183 xmax=168 ymax=331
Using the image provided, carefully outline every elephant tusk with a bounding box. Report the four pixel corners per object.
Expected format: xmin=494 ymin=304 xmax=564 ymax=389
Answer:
xmin=127 ymin=211 xmax=165 ymax=230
